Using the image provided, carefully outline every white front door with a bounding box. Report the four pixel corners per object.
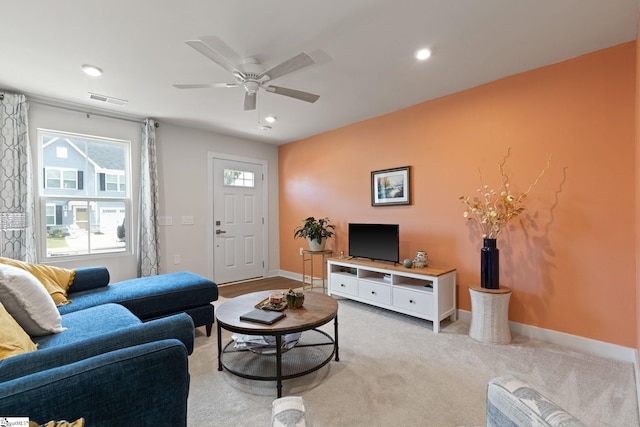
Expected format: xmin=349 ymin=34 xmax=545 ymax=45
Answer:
xmin=212 ymin=157 xmax=265 ymax=284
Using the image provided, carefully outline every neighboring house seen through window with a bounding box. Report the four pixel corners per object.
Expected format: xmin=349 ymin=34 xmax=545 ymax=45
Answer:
xmin=38 ymin=129 xmax=131 ymax=258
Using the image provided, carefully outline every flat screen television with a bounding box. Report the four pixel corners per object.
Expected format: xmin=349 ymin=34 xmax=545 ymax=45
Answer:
xmin=348 ymin=223 xmax=399 ymax=264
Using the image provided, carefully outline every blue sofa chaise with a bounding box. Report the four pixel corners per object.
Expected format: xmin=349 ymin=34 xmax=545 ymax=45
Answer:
xmin=0 ymin=303 xmax=195 ymax=426
xmin=59 ymin=267 xmax=218 ymax=336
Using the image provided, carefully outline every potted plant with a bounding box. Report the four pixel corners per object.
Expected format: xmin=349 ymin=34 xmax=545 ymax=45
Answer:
xmin=293 ymin=216 xmax=335 ymax=252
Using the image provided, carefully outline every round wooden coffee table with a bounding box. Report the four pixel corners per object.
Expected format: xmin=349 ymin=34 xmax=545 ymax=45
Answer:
xmin=216 ymin=290 xmax=339 ymax=397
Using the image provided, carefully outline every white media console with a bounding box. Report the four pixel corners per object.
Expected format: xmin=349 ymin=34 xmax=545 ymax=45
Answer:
xmin=327 ymin=257 xmax=457 ymax=333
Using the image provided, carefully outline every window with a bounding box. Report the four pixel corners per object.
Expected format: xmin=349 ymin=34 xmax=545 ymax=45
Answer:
xmin=224 ymin=169 xmax=255 ymax=188
xmin=99 ymin=171 xmax=126 ymax=192
xmin=45 ymin=204 xmax=58 ymax=226
xmin=45 ymin=167 xmax=79 ymax=189
xmin=39 ymin=130 xmax=130 ymax=258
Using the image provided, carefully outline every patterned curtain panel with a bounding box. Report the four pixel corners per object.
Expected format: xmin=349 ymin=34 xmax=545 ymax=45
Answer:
xmin=138 ymin=118 xmax=160 ymax=276
xmin=0 ymin=93 xmax=36 ymax=262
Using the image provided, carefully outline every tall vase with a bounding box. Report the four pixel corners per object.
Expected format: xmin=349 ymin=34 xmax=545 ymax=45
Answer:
xmin=480 ymin=238 xmax=500 ymax=289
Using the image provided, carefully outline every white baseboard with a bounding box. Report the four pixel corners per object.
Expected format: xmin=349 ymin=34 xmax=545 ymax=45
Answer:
xmin=277 ymin=269 xmax=299 ymax=281
xmin=279 ymin=268 xmax=637 ymax=363
xmin=277 ymin=269 xmax=327 ymax=287
xmin=636 ymin=349 xmax=640 ymax=422
xmin=265 ymin=269 xmax=281 ymax=278
xmin=457 ymin=309 xmax=636 ymax=364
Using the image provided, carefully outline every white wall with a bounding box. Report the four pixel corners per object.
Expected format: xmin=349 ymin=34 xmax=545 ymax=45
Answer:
xmin=155 ymin=123 xmax=280 ymax=279
xmin=28 ymin=102 xmax=279 ymax=282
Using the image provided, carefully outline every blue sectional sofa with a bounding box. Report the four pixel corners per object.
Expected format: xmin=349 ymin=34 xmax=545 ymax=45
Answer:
xmin=0 ymin=303 xmax=195 ymax=425
xmin=60 ymin=267 xmax=218 ymax=335
xmin=0 ymin=262 xmax=218 ymax=425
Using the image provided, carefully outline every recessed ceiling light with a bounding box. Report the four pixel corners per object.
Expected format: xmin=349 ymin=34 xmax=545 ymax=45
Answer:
xmin=82 ymin=64 xmax=103 ymax=77
xmin=264 ymin=116 xmax=277 ymax=123
xmin=415 ymin=49 xmax=432 ymax=61
xmin=260 ymin=125 xmax=272 ymax=131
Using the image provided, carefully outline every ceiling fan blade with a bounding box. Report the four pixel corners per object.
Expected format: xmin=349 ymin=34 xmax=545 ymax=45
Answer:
xmin=259 ymin=52 xmax=316 ymax=81
xmin=265 ymin=85 xmax=320 ymax=103
xmin=185 ymin=36 xmax=243 ymax=74
xmin=173 ymin=83 xmax=239 ymax=89
xmin=243 ymin=92 xmax=257 ymax=110
xmin=173 ymin=83 xmax=214 ymax=89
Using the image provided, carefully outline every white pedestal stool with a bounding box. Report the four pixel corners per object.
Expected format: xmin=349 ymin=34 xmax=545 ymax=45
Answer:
xmin=469 ymin=286 xmax=512 ymax=344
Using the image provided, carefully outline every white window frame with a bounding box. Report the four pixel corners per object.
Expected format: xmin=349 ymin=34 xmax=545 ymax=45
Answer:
xmin=38 ymin=129 xmax=132 ymax=260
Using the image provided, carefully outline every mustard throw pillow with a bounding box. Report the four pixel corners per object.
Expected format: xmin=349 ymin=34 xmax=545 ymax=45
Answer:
xmin=0 ymin=257 xmax=75 ymax=306
xmin=30 ymin=419 xmax=85 ymax=427
xmin=0 ymin=301 xmax=37 ymax=360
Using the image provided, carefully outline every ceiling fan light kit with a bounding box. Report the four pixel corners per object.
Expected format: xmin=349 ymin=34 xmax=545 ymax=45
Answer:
xmin=175 ymin=35 xmax=320 ymax=111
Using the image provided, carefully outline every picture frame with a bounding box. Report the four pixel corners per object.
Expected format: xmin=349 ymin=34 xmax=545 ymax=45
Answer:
xmin=371 ymin=166 xmax=411 ymax=206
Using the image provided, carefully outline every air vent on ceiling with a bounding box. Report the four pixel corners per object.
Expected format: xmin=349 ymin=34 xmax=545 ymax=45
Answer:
xmin=88 ymin=92 xmax=128 ymax=106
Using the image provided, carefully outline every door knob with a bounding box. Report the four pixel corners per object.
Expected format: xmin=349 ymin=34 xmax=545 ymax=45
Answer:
xmin=216 ymin=229 xmax=226 ymax=234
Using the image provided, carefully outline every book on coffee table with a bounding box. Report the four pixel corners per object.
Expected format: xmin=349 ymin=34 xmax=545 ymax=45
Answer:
xmin=240 ymin=309 xmax=286 ymax=325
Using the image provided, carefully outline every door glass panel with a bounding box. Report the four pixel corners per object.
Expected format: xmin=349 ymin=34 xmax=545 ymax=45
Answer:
xmin=224 ymin=169 xmax=255 ymax=188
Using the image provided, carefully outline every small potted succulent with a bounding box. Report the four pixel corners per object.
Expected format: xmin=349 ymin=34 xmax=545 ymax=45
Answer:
xmin=286 ymin=288 xmax=305 ymax=309
xmin=293 ymin=216 xmax=335 ymax=251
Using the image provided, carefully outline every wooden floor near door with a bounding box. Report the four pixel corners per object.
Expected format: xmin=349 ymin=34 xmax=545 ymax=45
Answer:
xmin=218 ymin=276 xmax=304 ymax=298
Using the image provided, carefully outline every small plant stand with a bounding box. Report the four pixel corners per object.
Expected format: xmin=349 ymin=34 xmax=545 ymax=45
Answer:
xmin=301 ymin=249 xmax=332 ymax=290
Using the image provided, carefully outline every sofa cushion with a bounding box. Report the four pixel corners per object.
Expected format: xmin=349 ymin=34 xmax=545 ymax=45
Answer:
xmin=0 ymin=264 xmax=65 ymax=336
xmin=0 ymin=301 xmax=37 ymax=361
xmin=0 ymin=257 xmax=74 ymax=306
xmin=0 ymin=313 xmax=194 ymax=383
xmin=0 ymin=340 xmax=189 ymax=426
xmin=33 ymin=304 xmax=140 ymax=350
xmin=68 ymin=267 xmax=110 ymax=293
xmin=60 ymin=272 xmax=218 ymax=320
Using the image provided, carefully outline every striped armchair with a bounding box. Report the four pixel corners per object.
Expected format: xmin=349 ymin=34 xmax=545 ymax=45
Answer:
xmin=487 ymin=375 xmax=586 ymax=427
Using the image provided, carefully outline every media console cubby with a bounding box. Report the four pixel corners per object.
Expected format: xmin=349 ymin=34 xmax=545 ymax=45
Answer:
xmin=327 ymin=258 xmax=457 ymax=333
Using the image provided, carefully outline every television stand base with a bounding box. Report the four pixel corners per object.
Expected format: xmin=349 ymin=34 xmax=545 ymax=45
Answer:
xmin=327 ymin=257 xmax=456 ymax=333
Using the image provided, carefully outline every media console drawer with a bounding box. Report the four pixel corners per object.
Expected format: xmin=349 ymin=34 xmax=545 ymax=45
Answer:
xmin=393 ymin=287 xmax=433 ymax=316
xmin=329 ymin=273 xmax=358 ymax=296
xmin=358 ymin=280 xmax=391 ymax=305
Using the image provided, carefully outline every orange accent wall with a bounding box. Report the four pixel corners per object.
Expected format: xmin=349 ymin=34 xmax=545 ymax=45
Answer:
xmin=279 ymin=42 xmax=636 ymax=347
xmin=636 ymin=17 xmax=640 ymax=356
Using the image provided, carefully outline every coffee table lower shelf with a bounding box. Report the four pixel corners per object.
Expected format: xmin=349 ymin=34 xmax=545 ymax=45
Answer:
xmin=219 ymin=329 xmax=336 ymax=395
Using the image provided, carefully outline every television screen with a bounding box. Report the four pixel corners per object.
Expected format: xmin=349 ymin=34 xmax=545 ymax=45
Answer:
xmin=348 ymin=223 xmax=399 ymax=263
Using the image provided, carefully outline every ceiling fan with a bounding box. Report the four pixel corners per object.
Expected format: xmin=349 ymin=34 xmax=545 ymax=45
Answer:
xmin=174 ymin=36 xmax=320 ymax=111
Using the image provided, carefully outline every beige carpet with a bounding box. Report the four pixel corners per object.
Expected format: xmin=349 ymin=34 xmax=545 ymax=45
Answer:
xmin=187 ymin=294 xmax=639 ymax=426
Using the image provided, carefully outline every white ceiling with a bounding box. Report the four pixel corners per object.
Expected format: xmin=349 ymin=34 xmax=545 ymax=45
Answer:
xmin=1 ymin=0 xmax=638 ymax=145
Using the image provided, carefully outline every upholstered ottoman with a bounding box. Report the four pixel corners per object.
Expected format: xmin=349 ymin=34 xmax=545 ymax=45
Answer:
xmin=59 ymin=269 xmax=218 ymax=336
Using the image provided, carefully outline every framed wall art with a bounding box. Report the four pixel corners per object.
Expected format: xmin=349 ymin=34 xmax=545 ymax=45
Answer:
xmin=371 ymin=166 xmax=411 ymax=206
